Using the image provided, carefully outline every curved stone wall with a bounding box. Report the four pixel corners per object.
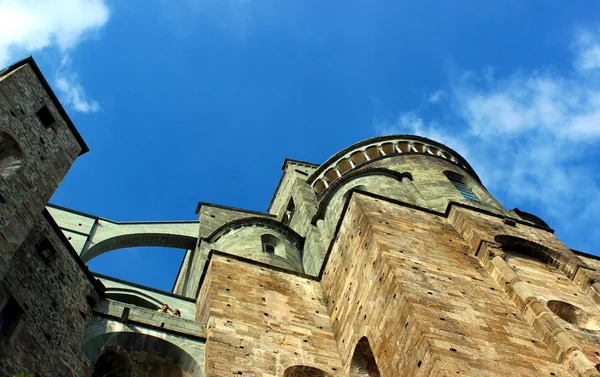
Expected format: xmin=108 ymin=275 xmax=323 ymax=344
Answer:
xmin=321 ymin=173 xmax=411 ymax=238
xmin=308 ymin=135 xmax=480 ymax=196
xmin=210 ymin=219 xmax=304 ymax=272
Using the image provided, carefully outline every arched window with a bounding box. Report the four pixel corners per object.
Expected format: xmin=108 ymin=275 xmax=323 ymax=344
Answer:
xmin=350 ymin=337 xmax=381 ymax=377
xmin=0 ymin=132 xmax=24 ymax=179
xmin=444 ymin=171 xmax=478 ymax=201
xmin=261 ymin=234 xmax=279 ymax=255
xmin=284 ymin=365 xmax=332 ymax=377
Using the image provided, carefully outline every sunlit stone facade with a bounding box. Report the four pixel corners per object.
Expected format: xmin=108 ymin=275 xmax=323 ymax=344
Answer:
xmin=2 ymin=57 xmax=600 ymax=377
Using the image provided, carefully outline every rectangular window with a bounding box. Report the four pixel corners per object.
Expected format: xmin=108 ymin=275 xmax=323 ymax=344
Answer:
xmin=36 ymin=105 xmax=55 ymax=129
xmin=0 ymin=296 xmax=24 ymax=341
xmin=37 ymin=238 xmax=57 ymax=264
xmin=449 ymin=178 xmax=478 ymax=201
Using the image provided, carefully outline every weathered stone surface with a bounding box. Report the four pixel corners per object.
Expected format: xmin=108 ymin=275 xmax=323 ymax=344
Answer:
xmin=0 ymin=212 xmax=100 ymax=377
xmin=4 ymin=57 xmax=600 ymax=377
xmin=0 ymin=60 xmax=85 ymax=282
xmin=199 ymin=254 xmax=343 ymax=377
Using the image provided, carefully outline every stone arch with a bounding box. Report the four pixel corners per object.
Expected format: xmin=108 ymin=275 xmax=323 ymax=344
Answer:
xmin=495 ymin=235 xmax=587 ymax=279
xmin=84 ymin=331 xmax=202 ymax=376
xmin=350 ymin=337 xmax=381 ymax=377
xmin=105 ymin=289 xmax=162 ymax=311
xmin=81 ymin=231 xmax=198 ymax=263
xmin=91 ymin=344 xmax=132 ymax=377
xmin=0 ymin=131 xmax=24 ymax=179
xmin=284 ymin=365 xmax=333 ymax=377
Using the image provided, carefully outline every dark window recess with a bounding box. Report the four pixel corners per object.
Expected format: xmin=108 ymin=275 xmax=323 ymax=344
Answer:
xmin=36 ymin=105 xmax=55 ymax=128
xmin=445 ymin=172 xmax=478 ymax=201
xmin=264 ymin=244 xmax=275 ymax=254
xmin=37 ymin=238 xmax=57 ymax=263
xmin=0 ymin=297 xmax=24 ymax=341
xmin=282 ymin=197 xmax=296 ymax=226
xmin=0 ymin=193 xmax=6 ymax=205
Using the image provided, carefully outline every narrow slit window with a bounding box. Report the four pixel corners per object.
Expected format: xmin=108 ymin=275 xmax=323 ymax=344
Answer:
xmin=445 ymin=172 xmax=478 ymax=201
xmin=282 ymin=198 xmax=295 ymax=226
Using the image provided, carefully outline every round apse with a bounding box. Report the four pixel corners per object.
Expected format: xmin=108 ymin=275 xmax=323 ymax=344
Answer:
xmin=547 ymin=300 xmax=600 ymax=330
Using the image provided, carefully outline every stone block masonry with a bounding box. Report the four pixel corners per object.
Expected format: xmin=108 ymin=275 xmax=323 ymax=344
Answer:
xmin=0 ymin=59 xmax=86 ymax=283
xmin=321 ymin=193 xmax=577 ymax=376
xmin=0 ymin=211 xmax=101 ymax=377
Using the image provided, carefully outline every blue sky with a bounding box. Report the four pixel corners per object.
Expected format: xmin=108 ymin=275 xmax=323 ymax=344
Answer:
xmin=2 ymin=0 xmax=599 ymax=292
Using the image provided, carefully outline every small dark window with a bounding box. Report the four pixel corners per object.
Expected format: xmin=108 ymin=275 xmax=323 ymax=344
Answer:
xmin=282 ymin=198 xmax=296 ymax=226
xmin=445 ymin=172 xmax=478 ymax=201
xmin=261 ymin=234 xmax=279 ymax=255
xmin=0 ymin=297 xmax=24 ymax=341
xmin=37 ymin=238 xmax=57 ymax=263
xmin=0 ymin=193 xmax=5 ymax=205
xmin=36 ymin=105 xmax=55 ymax=128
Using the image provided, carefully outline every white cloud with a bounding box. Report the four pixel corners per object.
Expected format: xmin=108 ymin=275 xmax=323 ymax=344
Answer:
xmin=56 ymin=75 xmax=101 ymax=113
xmin=427 ymin=90 xmax=444 ymax=104
xmin=375 ymin=29 xmax=600 ymax=253
xmin=0 ymin=0 xmax=110 ymax=112
xmin=54 ymin=56 xmax=101 ymax=113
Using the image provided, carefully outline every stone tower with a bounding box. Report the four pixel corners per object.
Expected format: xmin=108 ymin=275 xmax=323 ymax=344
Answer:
xmin=1 ymin=57 xmax=600 ymax=377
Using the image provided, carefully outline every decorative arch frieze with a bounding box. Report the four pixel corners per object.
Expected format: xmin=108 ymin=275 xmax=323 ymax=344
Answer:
xmin=307 ymin=135 xmax=479 ymax=196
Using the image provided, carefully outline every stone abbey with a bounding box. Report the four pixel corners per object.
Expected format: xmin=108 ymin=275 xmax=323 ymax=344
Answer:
xmin=1 ymin=57 xmax=600 ymax=377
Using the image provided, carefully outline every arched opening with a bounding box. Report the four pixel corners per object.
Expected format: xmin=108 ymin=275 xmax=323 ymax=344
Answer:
xmin=88 ymin=246 xmax=187 ymax=291
xmin=84 ymin=331 xmax=201 ymax=376
xmin=92 ymin=348 xmax=132 ymax=377
xmin=350 ymin=337 xmax=381 ymax=377
xmin=547 ymin=300 xmax=600 ymax=330
xmin=261 ymin=233 xmax=279 ymax=255
xmin=495 ymin=235 xmax=582 ymax=278
xmin=105 ymin=292 xmax=161 ymax=311
xmin=284 ymin=365 xmax=332 ymax=377
xmin=444 ymin=171 xmax=478 ymax=201
xmin=0 ymin=131 xmax=24 ymax=179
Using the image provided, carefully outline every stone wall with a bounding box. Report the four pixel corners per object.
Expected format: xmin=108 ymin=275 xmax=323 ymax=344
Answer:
xmin=0 ymin=211 xmax=100 ymax=377
xmin=0 ymin=61 xmax=85 ymax=282
xmin=198 ymin=253 xmax=343 ymax=377
xmin=321 ymin=193 xmax=575 ymax=376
